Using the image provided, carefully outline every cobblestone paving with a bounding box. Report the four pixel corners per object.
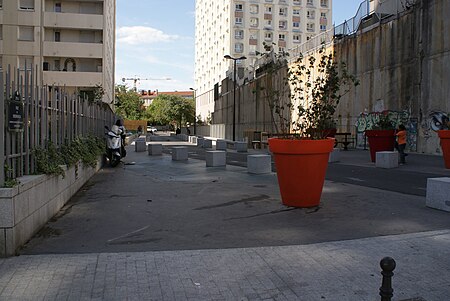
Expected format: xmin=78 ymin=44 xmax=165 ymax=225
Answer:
xmin=1 ymin=230 xmax=449 ymax=301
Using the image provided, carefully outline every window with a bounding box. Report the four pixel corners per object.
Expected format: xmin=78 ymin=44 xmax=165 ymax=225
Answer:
xmin=250 ymin=4 xmax=259 ymax=14
xmin=55 ymin=3 xmax=61 ymax=12
xmin=320 ymin=0 xmax=328 ymax=7
xmin=264 ymin=32 xmax=272 ymax=40
xmin=18 ymin=26 xmax=34 ymax=41
xmin=235 ymin=30 xmax=244 ymax=39
xmin=235 ymin=17 xmax=243 ymax=25
xmin=250 ymin=18 xmax=259 ymax=27
xmin=307 ymin=23 xmax=314 ymax=31
xmin=321 ymin=12 xmax=327 ymax=19
xmin=307 ymin=0 xmax=314 ymax=5
xmin=279 ymin=20 xmax=287 ymax=29
xmin=293 ymin=22 xmax=300 ymax=28
xmin=19 ymin=0 xmax=34 ymax=10
xmin=293 ymin=34 xmax=301 ymax=43
xmin=293 ymin=8 xmax=300 ymax=15
xmin=320 ymin=24 xmax=327 ymax=31
xmin=54 ymin=59 xmax=61 ymax=71
xmin=235 ymin=43 xmax=243 ymax=53
xmin=235 ymin=3 xmax=243 ymax=11
xmin=307 ymin=11 xmax=315 ymax=19
xmin=265 ymin=6 xmax=272 ymax=13
xmin=279 ymin=34 xmax=285 ymax=40
xmin=279 ymin=7 xmax=287 ymax=16
xmin=54 ymin=31 xmax=60 ymax=42
xmin=279 ymin=47 xmax=285 ymax=52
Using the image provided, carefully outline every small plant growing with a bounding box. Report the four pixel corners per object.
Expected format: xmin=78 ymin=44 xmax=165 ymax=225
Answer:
xmin=371 ymin=114 xmax=395 ymax=130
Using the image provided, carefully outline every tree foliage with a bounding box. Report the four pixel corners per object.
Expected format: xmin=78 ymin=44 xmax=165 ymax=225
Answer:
xmin=114 ymin=85 xmax=144 ymax=120
xmin=145 ymin=94 xmax=195 ymax=128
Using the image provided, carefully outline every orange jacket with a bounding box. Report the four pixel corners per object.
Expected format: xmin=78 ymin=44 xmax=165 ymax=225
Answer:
xmin=396 ymin=130 xmax=407 ymax=145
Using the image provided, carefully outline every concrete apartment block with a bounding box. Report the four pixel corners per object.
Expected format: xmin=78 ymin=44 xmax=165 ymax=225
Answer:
xmin=203 ymin=139 xmax=213 ymax=149
xmin=247 ymin=155 xmax=272 ymax=174
xmin=426 ymin=177 xmax=450 ymax=212
xmin=148 ymin=144 xmax=163 ymax=156
xmin=216 ymin=140 xmax=227 ymax=150
xmin=172 ymin=147 xmax=188 ymax=161
xmin=375 ymin=151 xmax=398 ymax=168
xmin=206 ymin=151 xmax=226 ymax=167
xmin=135 ymin=138 xmax=147 ymax=152
xmin=234 ymin=142 xmax=247 ymax=153
xmin=329 ymin=148 xmax=340 ymax=163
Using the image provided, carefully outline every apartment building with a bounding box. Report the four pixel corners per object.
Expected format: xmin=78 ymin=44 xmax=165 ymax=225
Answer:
xmin=194 ymin=0 xmax=332 ymax=120
xmin=0 ymin=0 xmax=115 ymax=103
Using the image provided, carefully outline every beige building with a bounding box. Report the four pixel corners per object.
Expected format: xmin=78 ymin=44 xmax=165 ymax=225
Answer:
xmin=0 ymin=0 xmax=115 ymax=103
xmin=194 ymin=0 xmax=332 ymax=120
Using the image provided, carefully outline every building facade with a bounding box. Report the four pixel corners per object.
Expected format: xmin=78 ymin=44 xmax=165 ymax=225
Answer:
xmin=194 ymin=0 xmax=332 ymax=121
xmin=0 ymin=0 xmax=115 ymax=103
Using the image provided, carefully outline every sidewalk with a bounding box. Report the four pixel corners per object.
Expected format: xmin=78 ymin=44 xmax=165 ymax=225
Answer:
xmin=1 ymin=141 xmax=449 ymax=300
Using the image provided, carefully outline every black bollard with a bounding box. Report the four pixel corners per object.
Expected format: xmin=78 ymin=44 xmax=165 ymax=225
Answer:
xmin=379 ymin=257 xmax=396 ymax=301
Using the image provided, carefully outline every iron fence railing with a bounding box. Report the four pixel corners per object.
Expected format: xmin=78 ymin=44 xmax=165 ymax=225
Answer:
xmin=0 ymin=64 xmax=116 ymax=186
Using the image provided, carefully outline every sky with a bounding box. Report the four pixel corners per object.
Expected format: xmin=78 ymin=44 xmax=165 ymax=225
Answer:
xmin=115 ymin=0 xmax=365 ymax=93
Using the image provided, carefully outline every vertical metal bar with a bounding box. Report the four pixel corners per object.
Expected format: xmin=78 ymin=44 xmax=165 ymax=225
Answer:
xmin=24 ymin=62 xmax=30 ymax=175
xmin=0 ymin=70 xmax=5 ymax=186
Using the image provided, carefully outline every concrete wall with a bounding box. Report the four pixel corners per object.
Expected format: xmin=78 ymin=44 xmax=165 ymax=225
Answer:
xmin=0 ymin=160 xmax=101 ymax=257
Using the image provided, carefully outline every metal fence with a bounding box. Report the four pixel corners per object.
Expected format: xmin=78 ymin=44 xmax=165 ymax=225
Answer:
xmin=0 ymin=65 xmax=116 ymax=186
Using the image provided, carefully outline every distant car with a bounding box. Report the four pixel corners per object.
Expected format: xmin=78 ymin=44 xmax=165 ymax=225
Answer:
xmin=147 ymin=126 xmax=157 ymax=133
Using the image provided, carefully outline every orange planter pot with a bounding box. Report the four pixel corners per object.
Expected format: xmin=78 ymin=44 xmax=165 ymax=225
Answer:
xmin=365 ymin=130 xmax=396 ymax=162
xmin=438 ymin=130 xmax=450 ymax=169
xmin=269 ymin=138 xmax=335 ymax=208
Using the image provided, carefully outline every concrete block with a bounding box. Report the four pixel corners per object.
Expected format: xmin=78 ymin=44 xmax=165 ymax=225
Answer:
xmin=148 ymin=144 xmax=163 ymax=156
xmin=203 ymin=139 xmax=213 ymax=149
xmin=197 ymin=138 xmax=204 ymax=147
xmin=172 ymin=147 xmax=188 ymax=161
xmin=375 ymin=151 xmax=398 ymax=169
xmin=247 ymin=155 xmax=272 ymax=174
xmin=426 ymin=177 xmax=450 ymax=212
xmin=216 ymin=140 xmax=227 ymax=151
xmin=206 ymin=151 xmax=226 ymax=167
xmin=329 ymin=148 xmax=340 ymax=163
xmin=0 ymin=199 xmax=14 ymax=227
xmin=234 ymin=141 xmax=247 ymax=152
xmin=0 ymin=229 xmax=6 ymax=257
xmin=135 ymin=138 xmax=147 ymax=152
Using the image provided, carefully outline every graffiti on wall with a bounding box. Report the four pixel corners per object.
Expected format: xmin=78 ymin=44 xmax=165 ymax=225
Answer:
xmin=355 ymin=110 xmax=418 ymax=151
xmin=428 ymin=111 xmax=449 ymax=131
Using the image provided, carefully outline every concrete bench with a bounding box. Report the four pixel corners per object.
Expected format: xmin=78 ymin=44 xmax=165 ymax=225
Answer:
xmin=197 ymin=138 xmax=204 ymax=147
xmin=148 ymin=144 xmax=163 ymax=156
xmin=135 ymin=138 xmax=147 ymax=152
xmin=203 ymin=139 xmax=213 ymax=149
xmin=172 ymin=147 xmax=188 ymax=161
xmin=206 ymin=151 xmax=226 ymax=167
xmin=234 ymin=141 xmax=247 ymax=153
xmin=375 ymin=151 xmax=398 ymax=168
xmin=189 ymin=136 xmax=197 ymax=144
xmin=216 ymin=140 xmax=227 ymax=151
xmin=247 ymin=154 xmax=272 ymax=174
xmin=328 ymin=148 xmax=340 ymax=163
xmin=426 ymin=177 xmax=450 ymax=212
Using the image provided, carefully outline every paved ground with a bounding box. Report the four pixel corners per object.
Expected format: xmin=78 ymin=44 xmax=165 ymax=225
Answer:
xmin=1 ymin=136 xmax=450 ymax=300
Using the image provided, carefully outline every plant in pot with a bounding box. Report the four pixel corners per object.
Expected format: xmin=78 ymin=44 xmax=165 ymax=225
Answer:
xmin=364 ymin=114 xmax=396 ymax=163
xmin=258 ymin=45 xmax=358 ymax=208
xmin=437 ymin=120 xmax=450 ymax=169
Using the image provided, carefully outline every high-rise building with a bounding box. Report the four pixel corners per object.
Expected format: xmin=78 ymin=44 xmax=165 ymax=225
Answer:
xmin=0 ymin=0 xmax=116 ymax=103
xmin=194 ymin=0 xmax=332 ymax=119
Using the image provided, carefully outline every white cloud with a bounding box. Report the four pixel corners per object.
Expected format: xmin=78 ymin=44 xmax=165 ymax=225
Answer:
xmin=117 ymin=26 xmax=180 ymax=45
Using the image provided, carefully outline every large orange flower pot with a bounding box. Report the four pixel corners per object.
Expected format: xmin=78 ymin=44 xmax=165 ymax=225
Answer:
xmin=268 ymin=138 xmax=335 ymax=208
xmin=365 ymin=130 xmax=396 ymax=162
xmin=438 ymin=130 xmax=450 ymax=169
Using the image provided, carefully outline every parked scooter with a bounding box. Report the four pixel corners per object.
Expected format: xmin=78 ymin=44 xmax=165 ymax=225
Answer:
xmin=104 ymin=123 xmax=126 ymax=167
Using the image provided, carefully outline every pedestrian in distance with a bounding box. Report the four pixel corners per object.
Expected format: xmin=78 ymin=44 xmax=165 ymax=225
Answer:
xmin=395 ymin=124 xmax=407 ymax=164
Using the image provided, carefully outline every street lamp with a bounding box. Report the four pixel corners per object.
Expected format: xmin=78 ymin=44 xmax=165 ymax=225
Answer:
xmin=189 ymin=87 xmax=197 ymax=135
xmin=224 ymin=54 xmax=247 ymax=141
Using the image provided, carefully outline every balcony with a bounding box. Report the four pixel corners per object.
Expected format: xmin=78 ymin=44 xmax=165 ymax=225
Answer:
xmin=44 ymin=12 xmax=103 ymax=30
xmin=44 ymin=41 xmax=103 ymax=58
xmin=43 ymin=71 xmax=102 ymax=87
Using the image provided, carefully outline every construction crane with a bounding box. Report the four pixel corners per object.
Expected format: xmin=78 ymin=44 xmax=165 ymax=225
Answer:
xmin=121 ymin=76 xmax=171 ymax=91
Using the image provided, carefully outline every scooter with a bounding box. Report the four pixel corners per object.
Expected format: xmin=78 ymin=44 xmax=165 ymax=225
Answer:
xmin=104 ymin=125 xmax=125 ymax=167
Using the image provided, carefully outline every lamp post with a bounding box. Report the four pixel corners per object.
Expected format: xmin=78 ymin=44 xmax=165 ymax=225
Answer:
xmin=224 ymin=55 xmax=246 ymax=141
xmin=189 ymin=87 xmax=197 ymax=135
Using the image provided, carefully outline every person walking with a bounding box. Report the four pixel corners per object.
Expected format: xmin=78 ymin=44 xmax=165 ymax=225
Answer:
xmin=396 ymin=124 xmax=407 ymax=164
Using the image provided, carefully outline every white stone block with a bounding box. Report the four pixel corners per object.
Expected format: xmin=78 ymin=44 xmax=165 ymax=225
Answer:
xmin=206 ymin=151 xmax=226 ymax=167
xmin=328 ymin=148 xmax=340 ymax=163
xmin=235 ymin=141 xmax=247 ymax=152
xmin=426 ymin=177 xmax=450 ymax=212
xmin=247 ymin=155 xmax=272 ymax=174
xmin=135 ymin=138 xmax=147 ymax=152
xmin=172 ymin=147 xmax=188 ymax=161
xmin=148 ymin=144 xmax=163 ymax=156
xmin=216 ymin=140 xmax=227 ymax=151
xmin=203 ymin=139 xmax=213 ymax=149
xmin=375 ymin=151 xmax=398 ymax=168
xmin=197 ymin=138 xmax=204 ymax=147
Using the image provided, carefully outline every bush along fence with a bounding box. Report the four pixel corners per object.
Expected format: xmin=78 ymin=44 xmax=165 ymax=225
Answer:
xmin=0 ymin=64 xmax=115 ymax=187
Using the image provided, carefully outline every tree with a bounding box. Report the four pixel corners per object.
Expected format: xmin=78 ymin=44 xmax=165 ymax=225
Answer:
xmin=114 ymin=85 xmax=144 ymax=120
xmin=145 ymin=94 xmax=195 ymax=128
